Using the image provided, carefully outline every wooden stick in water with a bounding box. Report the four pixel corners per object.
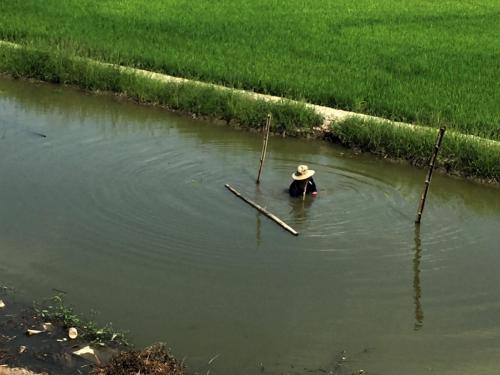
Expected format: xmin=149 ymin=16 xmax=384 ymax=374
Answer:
xmin=225 ymin=184 xmax=299 ymax=236
xmin=256 ymin=114 xmax=272 ymax=184
xmin=415 ymin=127 xmax=446 ymax=224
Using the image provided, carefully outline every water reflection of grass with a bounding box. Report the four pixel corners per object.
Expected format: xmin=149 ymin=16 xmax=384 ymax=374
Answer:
xmin=1 ymin=0 xmax=498 ymax=140
xmin=0 ymin=45 xmax=322 ymax=134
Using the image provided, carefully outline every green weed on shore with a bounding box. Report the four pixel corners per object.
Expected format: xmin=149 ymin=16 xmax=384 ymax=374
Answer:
xmin=332 ymin=117 xmax=500 ymax=183
xmin=0 ymin=44 xmax=323 ymax=133
xmin=1 ymin=0 xmax=499 ymax=140
xmin=34 ymin=295 xmax=129 ymax=346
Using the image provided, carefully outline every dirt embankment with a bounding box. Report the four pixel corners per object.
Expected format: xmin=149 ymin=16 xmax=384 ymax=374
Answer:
xmin=0 ymin=294 xmax=184 ymax=375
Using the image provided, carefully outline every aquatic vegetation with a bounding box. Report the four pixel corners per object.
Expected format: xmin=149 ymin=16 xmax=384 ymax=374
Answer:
xmin=333 ymin=117 xmax=500 ymax=183
xmin=0 ymin=0 xmax=499 ymax=139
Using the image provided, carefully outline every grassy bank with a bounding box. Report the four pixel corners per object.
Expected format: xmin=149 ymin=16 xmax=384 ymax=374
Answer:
xmin=0 ymin=43 xmax=323 ymax=134
xmin=1 ymin=0 xmax=499 ymax=139
xmin=0 ymin=42 xmax=498 ymax=183
xmin=333 ymin=118 xmax=500 ymax=183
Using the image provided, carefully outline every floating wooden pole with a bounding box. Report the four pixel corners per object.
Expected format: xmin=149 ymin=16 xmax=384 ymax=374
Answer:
xmin=225 ymin=184 xmax=299 ymax=236
xmin=256 ymin=114 xmax=272 ymax=184
xmin=415 ymin=127 xmax=446 ymax=224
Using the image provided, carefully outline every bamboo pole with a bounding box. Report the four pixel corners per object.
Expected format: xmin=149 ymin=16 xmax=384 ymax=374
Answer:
xmin=302 ymin=179 xmax=308 ymax=201
xmin=415 ymin=127 xmax=446 ymax=224
xmin=225 ymin=184 xmax=299 ymax=236
xmin=256 ymin=114 xmax=272 ymax=184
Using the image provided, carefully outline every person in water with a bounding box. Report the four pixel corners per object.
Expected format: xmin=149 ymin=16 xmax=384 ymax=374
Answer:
xmin=289 ymin=164 xmax=318 ymax=197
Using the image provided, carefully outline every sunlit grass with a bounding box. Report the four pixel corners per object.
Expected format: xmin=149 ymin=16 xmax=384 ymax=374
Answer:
xmin=333 ymin=118 xmax=500 ymax=182
xmin=0 ymin=0 xmax=498 ymax=139
xmin=0 ymin=44 xmax=323 ymax=133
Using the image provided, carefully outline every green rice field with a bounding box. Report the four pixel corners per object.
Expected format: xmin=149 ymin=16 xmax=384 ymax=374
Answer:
xmin=1 ymin=0 xmax=499 ymax=140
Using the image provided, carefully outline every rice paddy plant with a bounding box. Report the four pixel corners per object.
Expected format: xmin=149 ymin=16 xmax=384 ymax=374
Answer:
xmin=333 ymin=117 xmax=500 ymax=182
xmin=1 ymin=0 xmax=498 ymax=140
xmin=0 ymin=44 xmax=323 ymax=133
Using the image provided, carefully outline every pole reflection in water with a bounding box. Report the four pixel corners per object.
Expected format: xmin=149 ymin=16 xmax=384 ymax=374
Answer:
xmin=413 ymin=226 xmax=424 ymax=330
xmin=256 ymin=211 xmax=262 ymax=248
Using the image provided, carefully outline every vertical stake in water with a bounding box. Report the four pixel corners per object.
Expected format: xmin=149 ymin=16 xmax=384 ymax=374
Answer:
xmin=256 ymin=114 xmax=272 ymax=184
xmin=415 ymin=127 xmax=446 ymax=224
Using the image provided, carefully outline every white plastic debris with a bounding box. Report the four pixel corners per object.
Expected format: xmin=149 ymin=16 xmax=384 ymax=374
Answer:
xmin=73 ymin=346 xmax=95 ymax=356
xmin=26 ymin=329 xmax=43 ymax=336
xmin=19 ymin=345 xmax=27 ymax=354
xmin=0 ymin=299 xmax=5 ymax=309
xmin=73 ymin=346 xmax=100 ymax=364
xmin=68 ymin=327 xmax=78 ymax=339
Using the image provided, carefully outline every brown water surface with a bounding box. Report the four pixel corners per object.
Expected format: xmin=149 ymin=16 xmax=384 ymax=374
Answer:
xmin=0 ymin=78 xmax=499 ymax=375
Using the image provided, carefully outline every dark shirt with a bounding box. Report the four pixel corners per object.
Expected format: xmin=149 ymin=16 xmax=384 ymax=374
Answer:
xmin=289 ymin=178 xmax=317 ymax=197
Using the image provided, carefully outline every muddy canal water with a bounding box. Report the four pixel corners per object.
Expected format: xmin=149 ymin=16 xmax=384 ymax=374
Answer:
xmin=1 ymin=78 xmax=499 ymax=375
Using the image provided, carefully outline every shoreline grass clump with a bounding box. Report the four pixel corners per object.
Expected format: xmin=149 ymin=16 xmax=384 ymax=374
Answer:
xmin=0 ymin=43 xmax=323 ymax=134
xmin=1 ymin=0 xmax=499 ymax=139
xmin=332 ymin=117 xmax=500 ymax=183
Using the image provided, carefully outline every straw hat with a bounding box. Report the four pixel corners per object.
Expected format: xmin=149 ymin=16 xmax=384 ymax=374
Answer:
xmin=292 ymin=165 xmax=315 ymax=180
